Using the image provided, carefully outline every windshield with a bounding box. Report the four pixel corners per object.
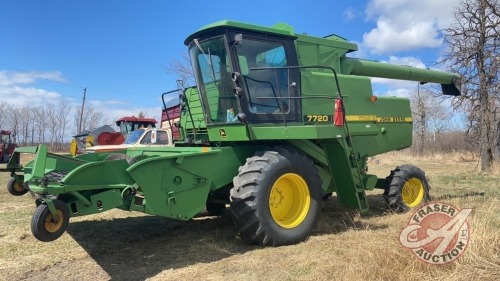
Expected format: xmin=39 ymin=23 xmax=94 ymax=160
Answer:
xmin=190 ymin=36 xmax=239 ymax=124
xmin=124 ymin=129 xmax=145 ymax=144
xmin=119 ymin=122 xmax=133 ymax=134
xmin=1 ymin=134 xmax=9 ymax=142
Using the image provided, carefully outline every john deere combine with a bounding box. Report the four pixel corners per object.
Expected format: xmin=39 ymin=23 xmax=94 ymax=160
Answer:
xmin=6 ymin=21 xmax=460 ymax=246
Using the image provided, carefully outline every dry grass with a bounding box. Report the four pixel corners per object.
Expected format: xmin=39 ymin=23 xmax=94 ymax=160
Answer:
xmin=0 ymin=152 xmax=499 ymax=281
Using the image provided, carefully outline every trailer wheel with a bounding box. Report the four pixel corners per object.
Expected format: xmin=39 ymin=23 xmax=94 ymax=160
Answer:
xmin=384 ymin=165 xmax=430 ymax=213
xmin=31 ymin=199 xmax=69 ymax=242
xmin=231 ymin=146 xmax=322 ymax=246
xmin=7 ymin=177 xmax=28 ymax=196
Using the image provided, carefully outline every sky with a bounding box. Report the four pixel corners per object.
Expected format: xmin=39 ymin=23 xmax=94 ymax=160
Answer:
xmin=0 ymin=0 xmax=461 ymax=132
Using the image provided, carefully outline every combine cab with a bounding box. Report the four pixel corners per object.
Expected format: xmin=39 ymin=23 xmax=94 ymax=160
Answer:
xmin=6 ymin=21 xmax=460 ymax=245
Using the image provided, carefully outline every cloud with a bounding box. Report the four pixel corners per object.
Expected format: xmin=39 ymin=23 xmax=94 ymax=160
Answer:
xmin=362 ymin=0 xmax=460 ymax=54
xmin=0 ymin=70 xmax=65 ymax=106
xmin=343 ymin=7 xmax=356 ymax=22
xmin=0 ymin=70 xmax=65 ymax=86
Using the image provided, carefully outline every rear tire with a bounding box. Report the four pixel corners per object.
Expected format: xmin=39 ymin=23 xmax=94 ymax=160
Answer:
xmin=31 ymin=199 xmax=70 ymax=242
xmin=7 ymin=177 xmax=28 ymax=196
xmin=230 ymin=146 xmax=322 ymax=246
xmin=383 ymin=165 xmax=430 ymax=213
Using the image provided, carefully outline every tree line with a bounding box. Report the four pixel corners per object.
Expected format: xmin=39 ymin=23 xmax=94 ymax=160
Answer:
xmin=0 ymin=98 xmax=104 ymax=151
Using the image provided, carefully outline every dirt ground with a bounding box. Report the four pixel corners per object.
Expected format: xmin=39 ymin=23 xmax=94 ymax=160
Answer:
xmin=0 ymin=152 xmax=498 ymax=281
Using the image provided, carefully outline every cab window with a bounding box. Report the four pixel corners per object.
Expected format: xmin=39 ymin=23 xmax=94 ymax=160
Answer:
xmin=156 ymin=131 xmax=169 ymax=144
xmin=236 ymin=40 xmax=290 ymax=114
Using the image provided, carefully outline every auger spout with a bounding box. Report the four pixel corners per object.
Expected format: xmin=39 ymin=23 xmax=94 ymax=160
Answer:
xmin=342 ymin=57 xmax=461 ymax=96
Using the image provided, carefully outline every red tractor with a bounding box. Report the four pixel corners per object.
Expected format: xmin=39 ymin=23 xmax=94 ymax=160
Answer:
xmin=0 ymin=130 xmax=16 ymax=163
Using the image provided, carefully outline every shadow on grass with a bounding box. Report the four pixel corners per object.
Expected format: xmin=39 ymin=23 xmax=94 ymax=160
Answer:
xmin=66 ymin=194 xmax=392 ymax=280
xmin=432 ymin=191 xmax=486 ymax=201
xmin=315 ymin=194 xmax=391 ymax=235
xmin=66 ymin=211 xmax=250 ymax=281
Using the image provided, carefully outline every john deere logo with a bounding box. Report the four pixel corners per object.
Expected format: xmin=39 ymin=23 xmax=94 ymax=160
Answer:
xmin=219 ymin=129 xmax=227 ymax=139
xmin=399 ymin=202 xmax=471 ymax=265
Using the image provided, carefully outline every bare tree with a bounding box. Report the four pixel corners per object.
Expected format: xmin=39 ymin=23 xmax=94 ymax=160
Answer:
xmin=165 ymin=51 xmax=195 ymax=86
xmin=441 ymin=0 xmax=500 ymax=172
xmin=19 ymin=106 xmax=33 ymax=146
xmin=57 ymin=97 xmax=71 ymax=151
xmin=45 ymin=102 xmax=58 ymax=149
xmin=8 ymin=106 xmax=21 ymax=144
xmin=411 ymin=87 xmax=428 ymax=155
xmin=0 ymin=100 xmax=8 ymax=130
xmin=74 ymin=105 xmax=105 ymax=133
xmin=33 ymin=106 xmax=46 ymax=144
xmin=411 ymin=85 xmax=453 ymax=154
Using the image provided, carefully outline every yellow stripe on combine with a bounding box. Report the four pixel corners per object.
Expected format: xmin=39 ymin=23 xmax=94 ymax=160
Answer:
xmin=345 ymin=115 xmax=413 ymax=123
xmin=345 ymin=115 xmax=377 ymax=122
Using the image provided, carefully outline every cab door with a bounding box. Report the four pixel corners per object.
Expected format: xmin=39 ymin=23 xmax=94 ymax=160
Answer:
xmin=231 ymin=33 xmax=300 ymax=124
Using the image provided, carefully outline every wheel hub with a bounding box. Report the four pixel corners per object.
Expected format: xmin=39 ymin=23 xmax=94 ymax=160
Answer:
xmin=402 ymin=178 xmax=425 ymax=207
xmin=269 ymin=173 xmax=310 ymax=229
xmin=45 ymin=210 xmax=64 ymax=233
xmin=14 ymin=182 xmax=24 ymax=192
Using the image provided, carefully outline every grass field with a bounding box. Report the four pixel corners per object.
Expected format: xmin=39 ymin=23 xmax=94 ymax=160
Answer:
xmin=0 ymin=152 xmax=499 ymax=281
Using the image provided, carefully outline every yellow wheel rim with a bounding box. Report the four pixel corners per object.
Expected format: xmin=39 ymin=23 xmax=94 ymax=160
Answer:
xmin=401 ymin=178 xmax=425 ymax=208
xmin=13 ymin=181 xmax=24 ymax=192
xmin=269 ymin=173 xmax=310 ymax=228
xmin=45 ymin=210 xmax=64 ymax=233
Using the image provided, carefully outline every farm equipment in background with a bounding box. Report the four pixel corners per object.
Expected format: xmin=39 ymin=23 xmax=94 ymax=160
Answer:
xmin=70 ymin=116 xmax=158 ymax=156
xmin=84 ymin=127 xmax=173 ymax=153
xmin=0 ymin=130 xmax=16 ymax=163
xmin=6 ymin=21 xmax=460 ymax=245
xmin=85 ymin=103 xmax=184 ymax=153
xmin=161 ymin=104 xmax=181 ymax=141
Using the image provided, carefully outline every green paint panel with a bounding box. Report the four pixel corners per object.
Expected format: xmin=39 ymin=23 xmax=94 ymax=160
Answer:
xmin=126 ymin=145 xmax=260 ymax=220
xmin=71 ymin=189 xmax=124 ymax=217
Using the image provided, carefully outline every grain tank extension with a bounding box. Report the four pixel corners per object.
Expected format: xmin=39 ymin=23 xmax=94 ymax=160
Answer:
xmin=6 ymin=21 xmax=460 ymax=246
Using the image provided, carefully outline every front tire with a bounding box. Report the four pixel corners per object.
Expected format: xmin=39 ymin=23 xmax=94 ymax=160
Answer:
xmin=383 ymin=165 xmax=430 ymax=213
xmin=7 ymin=177 xmax=28 ymax=196
xmin=31 ymin=199 xmax=70 ymax=242
xmin=230 ymin=147 xmax=322 ymax=246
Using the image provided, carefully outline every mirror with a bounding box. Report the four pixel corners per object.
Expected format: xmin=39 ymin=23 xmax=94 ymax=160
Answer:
xmin=150 ymin=128 xmax=157 ymax=144
xmin=234 ymin=34 xmax=243 ymax=47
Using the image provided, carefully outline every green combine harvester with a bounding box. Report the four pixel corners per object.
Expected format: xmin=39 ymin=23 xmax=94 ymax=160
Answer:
xmin=6 ymin=21 xmax=460 ymax=246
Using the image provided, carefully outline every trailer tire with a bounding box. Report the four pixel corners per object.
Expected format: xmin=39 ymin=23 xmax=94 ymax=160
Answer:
xmin=231 ymin=146 xmax=322 ymax=246
xmin=384 ymin=164 xmax=430 ymax=213
xmin=7 ymin=177 xmax=28 ymax=196
xmin=31 ymin=199 xmax=69 ymax=242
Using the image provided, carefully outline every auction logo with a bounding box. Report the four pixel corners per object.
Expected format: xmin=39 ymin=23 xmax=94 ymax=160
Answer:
xmin=399 ymin=202 xmax=472 ymax=265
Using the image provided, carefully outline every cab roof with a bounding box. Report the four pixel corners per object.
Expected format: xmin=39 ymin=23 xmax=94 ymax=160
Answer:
xmin=184 ymin=20 xmax=358 ymax=53
xmin=184 ymin=20 xmax=297 ymax=45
